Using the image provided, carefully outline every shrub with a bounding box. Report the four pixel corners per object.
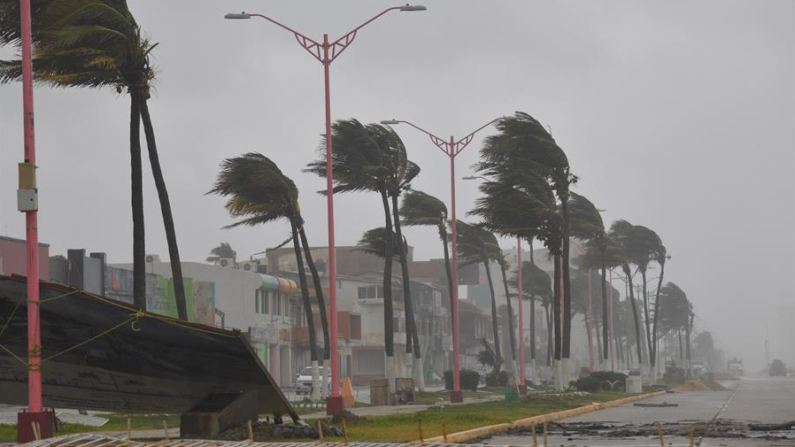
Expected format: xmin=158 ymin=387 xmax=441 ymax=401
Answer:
xmin=485 ymin=370 xmax=509 ymax=387
xmin=573 ymin=371 xmax=627 ymax=392
xmin=444 ymin=369 xmax=480 ymax=391
xmin=663 ymin=361 xmax=686 ymax=385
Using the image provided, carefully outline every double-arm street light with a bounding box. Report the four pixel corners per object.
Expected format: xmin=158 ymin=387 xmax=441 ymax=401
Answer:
xmin=381 ymin=118 xmax=499 ymax=402
xmin=462 ymin=175 xmax=528 ymax=394
xmin=225 ymin=4 xmax=426 ymax=415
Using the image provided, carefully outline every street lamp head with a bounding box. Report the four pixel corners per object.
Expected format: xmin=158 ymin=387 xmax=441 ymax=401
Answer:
xmin=399 ymin=4 xmax=427 ymax=12
xmin=380 ymin=119 xmax=402 ymax=125
xmin=224 ymin=12 xmax=252 ymax=19
xmin=462 ymin=176 xmax=479 ymax=181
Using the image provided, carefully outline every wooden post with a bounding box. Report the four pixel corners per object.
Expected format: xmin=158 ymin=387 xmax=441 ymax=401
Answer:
xmin=441 ymin=413 xmax=448 ymax=443
xmin=342 ymin=416 xmax=348 ymax=444
xmin=532 ymin=423 xmax=537 ymax=447
xmin=689 ymin=425 xmax=695 ymax=447
xmin=656 ymin=421 xmax=664 ymax=447
xmin=32 ymin=422 xmax=41 ymax=441
xmin=127 ymin=416 xmax=132 ymax=440
xmin=418 ymin=419 xmax=425 ymax=445
xmin=248 ymin=420 xmax=255 ymax=442
xmin=163 ymin=420 xmax=170 ymax=441
xmin=316 ymin=420 xmax=324 ymax=443
xmin=543 ymin=423 xmax=548 ymax=447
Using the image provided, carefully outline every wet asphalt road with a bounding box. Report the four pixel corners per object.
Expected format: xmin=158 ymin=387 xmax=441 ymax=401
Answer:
xmin=488 ymin=375 xmax=795 ymax=446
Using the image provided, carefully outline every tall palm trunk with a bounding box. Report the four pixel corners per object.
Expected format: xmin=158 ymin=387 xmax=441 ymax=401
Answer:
xmin=484 ymin=261 xmax=502 ymax=371
xmin=685 ymin=314 xmax=693 ymax=376
xmin=650 ymin=260 xmax=666 ymax=369
xmin=129 ymin=88 xmax=146 ymax=310
xmin=624 ymin=265 xmax=644 ymax=364
xmin=600 ymin=249 xmax=609 ymax=365
xmin=560 ymin=198 xmax=572 ymax=359
xmin=499 ymin=261 xmax=518 ymax=387
xmin=298 ymin=224 xmax=330 ymax=396
xmin=380 ymin=190 xmax=395 ymax=392
xmin=439 ymin=224 xmax=454 ymax=328
xmin=139 ymin=97 xmax=186 ymax=320
xmin=640 ymin=268 xmax=653 ymax=371
xmin=678 ymin=328 xmax=683 ymax=362
xmin=544 ymin=303 xmax=553 ymax=366
xmin=553 ymin=254 xmax=562 ymax=361
xmin=391 ymin=194 xmax=423 ymax=390
xmin=290 ymin=216 xmax=319 ymax=400
xmin=528 ymin=240 xmax=536 ymax=364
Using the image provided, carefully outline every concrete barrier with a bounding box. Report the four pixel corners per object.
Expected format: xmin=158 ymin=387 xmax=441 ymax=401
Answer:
xmin=426 ymin=391 xmax=666 ymax=443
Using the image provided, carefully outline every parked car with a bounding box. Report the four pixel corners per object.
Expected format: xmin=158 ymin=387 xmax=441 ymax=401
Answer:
xmin=295 ymin=366 xmax=331 ymax=395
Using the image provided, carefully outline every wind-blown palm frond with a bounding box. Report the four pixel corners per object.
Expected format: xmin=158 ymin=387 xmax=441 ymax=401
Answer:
xmin=356 ymin=227 xmax=406 ymax=260
xmin=400 ymin=189 xmax=447 ymax=228
xmin=206 ymin=242 xmax=236 ymax=263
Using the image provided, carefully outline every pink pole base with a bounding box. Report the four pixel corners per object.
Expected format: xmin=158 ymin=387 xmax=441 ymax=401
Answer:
xmin=450 ymin=390 xmax=463 ymax=403
xmin=17 ymin=411 xmax=53 ymax=442
xmin=518 ymin=384 xmax=528 ymax=395
xmin=326 ymin=395 xmax=344 ymax=416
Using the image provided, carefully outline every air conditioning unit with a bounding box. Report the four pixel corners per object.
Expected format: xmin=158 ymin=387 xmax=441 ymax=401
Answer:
xmin=238 ymin=261 xmax=258 ymax=272
xmin=145 ymin=254 xmax=160 ymax=263
xmin=218 ymin=258 xmax=235 ymax=268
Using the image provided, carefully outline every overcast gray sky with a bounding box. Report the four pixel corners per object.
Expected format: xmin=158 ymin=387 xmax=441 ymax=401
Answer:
xmin=1 ymin=0 xmax=793 ymax=370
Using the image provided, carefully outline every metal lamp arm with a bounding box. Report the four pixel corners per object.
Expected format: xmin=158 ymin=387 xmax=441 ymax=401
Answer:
xmin=329 ymin=7 xmax=401 ymax=62
xmin=394 ymin=120 xmax=451 ymax=154
xmin=453 ymin=118 xmax=501 ymax=155
xmin=248 ymin=13 xmax=324 ymax=62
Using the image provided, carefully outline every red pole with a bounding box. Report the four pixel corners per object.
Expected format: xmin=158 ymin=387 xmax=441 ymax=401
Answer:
xmin=448 ymin=139 xmax=462 ymax=403
xmin=517 ymin=238 xmax=526 ymax=394
xmin=323 ymin=34 xmax=343 ymax=415
xmin=17 ymin=0 xmax=52 ymax=440
xmin=20 ymin=0 xmax=42 ymax=412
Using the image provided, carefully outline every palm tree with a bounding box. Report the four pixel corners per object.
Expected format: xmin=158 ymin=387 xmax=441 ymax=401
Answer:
xmin=400 ymin=190 xmax=454 ymax=326
xmin=306 ymin=119 xmax=401 ymax=391
xmin=657 ymin=282 xmax=691 ymax=368
xmin=477 ymin=112 xmax=576 ymax=379
xmin=372 ymin=125 xmax=424 ymax=389
xmin=650 ymin=244 xmax=669 ymax=375
xmin=209 ymin=153 xmax=327 ymax=400
xmin=456 ymin=221 xmax=504 ymax=373
xmin=0 ymin=0 xmax=187 ymax=319
xmin=206 ymin=242 xmax=237 ymax=264
xmin=609 ymin=220 xmax=645 ymax=366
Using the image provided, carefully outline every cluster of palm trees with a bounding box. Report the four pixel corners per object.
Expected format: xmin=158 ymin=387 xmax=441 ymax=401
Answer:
xmin=0 ymin=0 xmax=701 ymax=392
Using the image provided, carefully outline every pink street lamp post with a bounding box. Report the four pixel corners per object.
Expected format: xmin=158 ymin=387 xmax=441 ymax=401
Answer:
xmin=381 ymin=118 xmax=498 ymax=403
xmin=16 ymin=0 xmax=53 ymax=441
xmin=225 ymin=5 xmax=426 ymax=415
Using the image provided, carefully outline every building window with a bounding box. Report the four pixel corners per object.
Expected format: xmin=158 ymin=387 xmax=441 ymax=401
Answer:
xmin=358 ymin=285 xmax=383 ymax=299
xmin=255 ymin=289 xmax=270 ymax=314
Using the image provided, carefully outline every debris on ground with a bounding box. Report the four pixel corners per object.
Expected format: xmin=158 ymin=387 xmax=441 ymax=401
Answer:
xmin=711 ymin=371 xmax=738 ymax=380
xmin=672 ymin=380 xmax=716 ymax=392
xmin=633 ymin=401 xmax=678 ymax=407
xmin=330 ymin=409 xmax=370 ymax=425
xmin=218 ymin=420 xmax=342 ymax=440
xmin=749 ymin=420 xmax=795 ymax=431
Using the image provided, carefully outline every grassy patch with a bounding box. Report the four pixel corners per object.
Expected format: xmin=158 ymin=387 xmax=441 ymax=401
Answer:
xmin=311 ymin=391 xmax=629 ymax=443
xmin=0 ymin=414 xmax=180 ymax=442
xmin=412 ymin=389 xmax=498 ymax=405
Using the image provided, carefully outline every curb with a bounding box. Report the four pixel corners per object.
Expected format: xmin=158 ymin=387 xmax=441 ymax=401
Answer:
xmin=425 ymin=391 xmax=666 ymax=443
